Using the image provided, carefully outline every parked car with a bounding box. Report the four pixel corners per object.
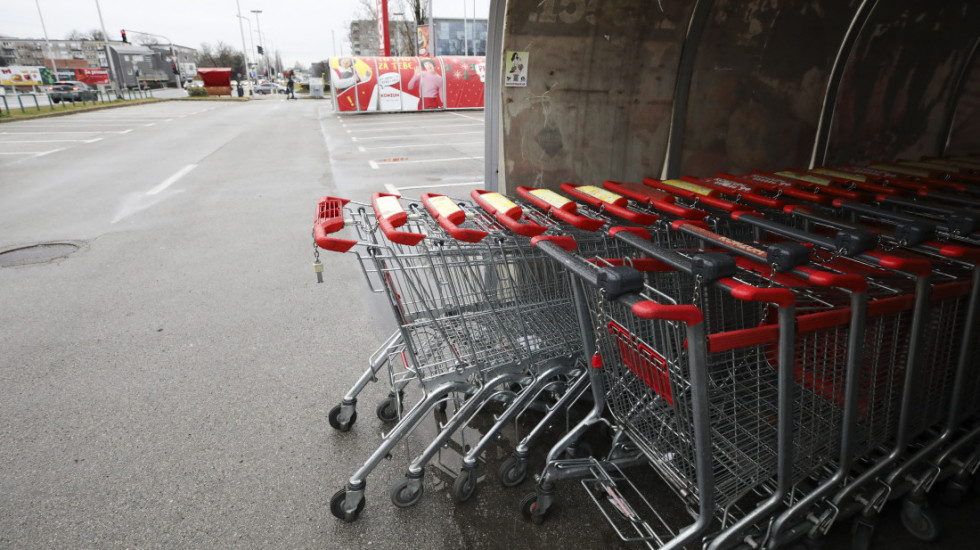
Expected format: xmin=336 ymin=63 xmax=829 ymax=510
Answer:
xmin=254 ymin=82 xmax=286 ymax=95
xmin=47 ymin=81 xmax=98 ymax=103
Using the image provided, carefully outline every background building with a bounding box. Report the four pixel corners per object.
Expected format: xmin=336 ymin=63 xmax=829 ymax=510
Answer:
xmin=348 ymin=18 xmax=487 ymax=57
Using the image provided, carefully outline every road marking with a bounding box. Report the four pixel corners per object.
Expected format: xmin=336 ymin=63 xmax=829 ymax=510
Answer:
xmin=449 ymin=112 xmax=486 ymax=122
xmin=385 ymin=181 xmax=483 ymax=194
xmin=35 ymin=148 xmax=65 ymax=157
xmin=352 ymin=131 xmax=482 ymax=142
xmin=358 ymin=141 xmax=482 ymax=152
xmin=371 ymin=156 xmax=483 ymax=168
xmin=347 ymin=123 xmax=483 ymax=133
xmin=0 ymin=138 xmax=103 ymax=143
xmin=0 ymin=130 xmax=129 ymax=134
xmin=0 ymin=151 xmax=51 ymax=155
xmin=147 ymin=164 xmax=197 ymax=196
xmin=145 ymin=123 xmax=156 ymax=127
xmin=341 ymin=116 xmax=470 ymax=127
xmin=120 ymin=129 xmax=133 ymax=134
xmin=85 ymin=138 xmax=103 ymax=144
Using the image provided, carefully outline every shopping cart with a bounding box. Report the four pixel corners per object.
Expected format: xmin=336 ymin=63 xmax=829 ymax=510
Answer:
xmin=315 ymin=192 xmax=585 ymax=520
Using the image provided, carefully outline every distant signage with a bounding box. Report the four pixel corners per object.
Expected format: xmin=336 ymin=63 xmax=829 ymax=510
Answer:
xmin=77 ymin=68 xmax=110 ymax=85
xmin=504 ymin=51 xmax=528 ymax=87
xmin=417 ymin=25 xmax=431 ymax=57
xmin=0 ymin=66 xmax=43 ymax=86
xmin=329 ymin=56 xmax=485 ymax=114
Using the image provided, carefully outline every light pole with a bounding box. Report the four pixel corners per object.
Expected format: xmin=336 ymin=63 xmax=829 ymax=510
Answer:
xmin=236 ymin=1 xmax=252 ymax=86
xmin=251 ymin=9 xmax=269 ymax=79
xmin=237 ymin=14 xmax=256 ymax=81
xmin=33 ymin=0 xmax=58 ymax=88
xmin=94 ymin=0 xmax=122 ymax=97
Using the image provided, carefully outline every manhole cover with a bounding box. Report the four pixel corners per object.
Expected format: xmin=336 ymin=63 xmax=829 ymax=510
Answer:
xmin=0 ymin=242 xmax=80 ymax=267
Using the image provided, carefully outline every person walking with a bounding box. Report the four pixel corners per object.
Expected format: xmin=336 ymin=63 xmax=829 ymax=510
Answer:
xmin=286 ymin=72 xmax=296 ymax=99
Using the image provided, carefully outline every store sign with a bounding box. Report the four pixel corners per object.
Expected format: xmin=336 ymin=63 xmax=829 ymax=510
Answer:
xmin=0 ymin=66 xmax=43 ymax=86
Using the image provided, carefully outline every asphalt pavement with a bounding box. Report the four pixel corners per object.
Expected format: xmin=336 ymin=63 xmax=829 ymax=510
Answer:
xmin=1 ymin=97 xmax=978 ymax=549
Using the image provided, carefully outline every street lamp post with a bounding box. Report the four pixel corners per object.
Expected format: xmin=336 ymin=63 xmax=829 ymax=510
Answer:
xmin=94 ymin=0 xmax=122 ymax=97
xmin=236 ymin=1 xmax=252 ymax=87
xmin=251 ymin=9 xmax=269 ymax=79
xmin=33 ymin=0 xmax=58 ymax=89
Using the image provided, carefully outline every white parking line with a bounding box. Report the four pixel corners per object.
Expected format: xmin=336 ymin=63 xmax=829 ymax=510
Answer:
xmin=353 ymin=131 xmax=482 ymax=142
xmin=346 ymin=123 xmax=483 ymax=133
xmin=358 ymin=141 xmax=482 ymax=152
xmin=147 ymin=164 xmax=197 ymax=196
xmin=385 ymin=181 xmax=483 ymax=194
xmin=0 ymin=138 xmax=103 ymax=143
xmin=341 ymin=116 xmax=469 ymax=127
xmin=0 ymin=130 xmax=130 ymax=134
xmin=370 ymin=156 xmax=483 ymax=169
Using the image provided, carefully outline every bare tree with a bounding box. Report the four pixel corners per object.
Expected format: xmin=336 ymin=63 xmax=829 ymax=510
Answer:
xmin=198 ymin=41 xmax=246 ymax=77
xmin=348 ymin=0 xmax=428 ymax=56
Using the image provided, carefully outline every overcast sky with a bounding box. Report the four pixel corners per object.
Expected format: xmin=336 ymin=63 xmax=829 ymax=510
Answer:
xmin=1 ymin=0 xmax=491 ymax=67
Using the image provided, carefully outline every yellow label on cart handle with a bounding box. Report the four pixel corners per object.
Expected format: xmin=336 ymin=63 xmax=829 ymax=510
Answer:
xmin=812 ymin=168 xmax=866 ymax=182
xmin=481 ymin=192 xmax=519 ymax=213
xmin=428 ymin=195 xmax=462 ymax=219
xmin=871 ymin=164 xmax=929 ymax=177
xmin=374 ymin=195 xmax=405 ymax=220
xmin=530 ymin=188 xmax=573 ymax=209
xmin=661 ymin=179 xmax=713 ymax=196
xmin=577 ymin=185 xmax=624 ymax=205
xmin=776 ymin=171 xmax=830 ymax=186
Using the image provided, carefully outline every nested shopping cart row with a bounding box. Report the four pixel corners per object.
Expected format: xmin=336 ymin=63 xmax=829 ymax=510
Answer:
xmin=312 ymin=156 xmax=977 ymax=549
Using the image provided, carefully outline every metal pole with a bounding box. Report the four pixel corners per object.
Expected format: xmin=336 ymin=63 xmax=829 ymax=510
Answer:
xmin=252 ymin=10 xmax=268 ymax=78
xmin=463 ymin=0 xmax=468 ymax=56
xmin=94 ymin=0 xmax=122 ymax=98
xmin=428 ymin=0 xmax=435 ymax=56
xmin=34 ymin=0 xmax=58 ymax=87
xmin=236 ymin=1 xmax=251 ymax=87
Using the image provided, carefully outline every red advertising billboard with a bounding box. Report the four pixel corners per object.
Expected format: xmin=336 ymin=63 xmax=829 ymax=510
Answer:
xmin=329 ymin=56 xmax=483 ymax=114
xmin=76 ymin=68 xmax=110 ymax=85
xmin=329 ymin=57 xmax=376 ymax=112
xmin=373 ymin=57 xmax=420 ymax=111
xmin=441 ymin=56 xmax=486 ymax=109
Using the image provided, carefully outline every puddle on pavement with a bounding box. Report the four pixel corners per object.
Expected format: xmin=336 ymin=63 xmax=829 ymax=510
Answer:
xmin=0 ymin=242 xmax=81 ymax=267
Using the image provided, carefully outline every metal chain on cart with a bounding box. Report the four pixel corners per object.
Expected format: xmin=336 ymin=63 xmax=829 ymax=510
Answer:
xmin=312 ymin=229 xmax=324 ymax=283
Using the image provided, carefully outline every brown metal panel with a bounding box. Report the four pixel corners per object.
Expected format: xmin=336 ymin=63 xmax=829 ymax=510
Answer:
xmin=826 ymin=1 xmax=980 ymax=165
xmin=679 ymin=0 xmax=863 ymax=177
xmin=946 ymin=53 xmax=980 ymax=156
xmin=498 ymin=1 xmax=694 ymax=193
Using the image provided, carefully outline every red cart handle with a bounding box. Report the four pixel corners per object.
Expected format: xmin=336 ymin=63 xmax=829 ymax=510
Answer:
xmin=602 ymin=180 xmax=709 ymax=220
xmin=559 ymin=183 xmax=659 ymax=225
xmin=313 ymin=196 xmax=357 ymax=252
xmin=631 ymin=302 xmax=703 ymax=326
xmin=768 ymin=170 xmax=863 ymax=201
xmin=420 ymin=193 xmax=487 ymax=243
xmin=470 ymin=190 xmax=546 ymax=237
xmin=643 ymin=178 xmax=753 ymax=213
xmin=687 ymin=176 xmax=786 ymax=210
xmin=516 ymin=186 xmax=604 ymax=231
xmin=372 ymin=192 xmax=426 ymax=246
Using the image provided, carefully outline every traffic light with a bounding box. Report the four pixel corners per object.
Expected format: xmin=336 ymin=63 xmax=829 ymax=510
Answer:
xmin=172 ymin=63 xmax=179 ymax=75
xmin=257 ymin=45 xmax=264 ymax=55
xmin=120 ymin=29 xmax=127 ymax=43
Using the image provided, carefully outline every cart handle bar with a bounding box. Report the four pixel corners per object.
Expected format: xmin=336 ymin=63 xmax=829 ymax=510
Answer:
xmin=420 ymin=193 xmax=488 ymax=243
xmin=559 ymin=182 xmax=660 ymax=225
xmin=601 ymin=180 xmax=710 ymax=220
xmin=516 ymin=186 xmax=605 ymax=231
xmin=470 ymin=190 xmax=547 ymax=237
xmin=314 ymin=196 xmax=358 ymax=252
xmin=372 ymin=193 xmax=426 ymax=246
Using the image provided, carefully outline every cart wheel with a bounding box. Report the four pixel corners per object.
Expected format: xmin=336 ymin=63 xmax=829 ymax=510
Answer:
xmin=375 ymin=397 xmax=400 ymax=423
xmin=900 ymin=498 xmax=939 ymax=542
xmin=452 ymin=469 xmax=478 ymax=503
xmin=389 ymin=476 xmax=424 ymax=508
xmin=850 ymin=518 xmax=874 ymax=550
xmin=498 ymin=456 xmax=528 ymax=487
xmin=941 ymin=476 xmax=970 ymax=507
xmin=329 ymin=488 xmax=365 ymax=522
xmin=328 ymin=405 xmax=356 ymax=432
xmin=520 ymin=492 xmax=550 ymax=525
xmin=565 ymin=441 xmax=593 ymax=459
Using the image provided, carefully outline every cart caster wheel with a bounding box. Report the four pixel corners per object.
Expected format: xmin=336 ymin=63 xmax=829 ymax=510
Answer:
xmin=520 ymin=492 xmax=551 ymax=525
xmin=941 ymin=476 xmax=970 ymax=507
xmin=328 ymin=405 xmax=356 ymax=432
xmin=452 ymin=469 xmax=478 ymax=503
xmin=376 ymin=397 xmax=400 ymax=423
xmin=389 ymin=476 xmax=424 ymax=508
xmin=900 ymin=498 xmax=940 ymax=541
xmin=565 ymin=441 xmax=593 ymax=459
xmin=498 ymin=456 xmax=528 ymax=487
xmin=329 ymin=488 xmax=365 ymax=522
xmin=850 ymin=515 xmax=876 ymax=550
